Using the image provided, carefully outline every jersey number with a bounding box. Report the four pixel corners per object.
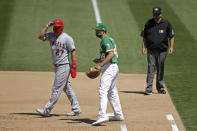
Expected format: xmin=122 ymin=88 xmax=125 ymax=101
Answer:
xmin=56 ymin=49 xmax=64 ymax=56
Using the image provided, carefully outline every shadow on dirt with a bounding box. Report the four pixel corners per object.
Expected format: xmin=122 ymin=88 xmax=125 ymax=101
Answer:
xmin=59 ymin=118 xmax=105 ymax=126
xmin=10 ymin=113 xmax=64 ymax=118
xmin=120 ymin=91 xmax=145 ymax=94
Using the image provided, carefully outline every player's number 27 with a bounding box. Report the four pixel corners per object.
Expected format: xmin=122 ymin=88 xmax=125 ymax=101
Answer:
xmin=56 ymin=49 xmax=64 ymax=56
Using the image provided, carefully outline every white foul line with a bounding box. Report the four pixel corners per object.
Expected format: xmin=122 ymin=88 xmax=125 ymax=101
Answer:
xmin=120 ymin=124 xmax=128 ymax=131
xmin=107 ymin=113 xmax=127 ymax=131
xmin=166 ymin=114 xmax=179 ymax=131
xmin=91 ymin=0 xmax=102 ymax=23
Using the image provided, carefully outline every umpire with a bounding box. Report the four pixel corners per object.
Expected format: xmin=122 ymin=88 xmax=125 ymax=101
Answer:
xmin=141 ymin=7 xmax=175 ymax=95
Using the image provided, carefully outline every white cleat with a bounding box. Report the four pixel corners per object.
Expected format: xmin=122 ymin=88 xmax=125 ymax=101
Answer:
xmin=66 ymin=111 xmax=81 ymax=116
xmin=36 ymin=108 xmax=50 ymax=117
xmin=109 ymin=116 xmax=124 ymax=121
xmin=92 ymin=117 xmax=109 ymax=126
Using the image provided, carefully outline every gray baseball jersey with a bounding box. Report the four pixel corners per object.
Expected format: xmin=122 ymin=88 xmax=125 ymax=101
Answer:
xmin=45 ymin=32 xmax=75 ymax=64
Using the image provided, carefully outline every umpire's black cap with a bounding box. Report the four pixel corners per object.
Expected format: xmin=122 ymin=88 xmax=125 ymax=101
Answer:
xmin=153 ymin=7 xmax=162 ymax=15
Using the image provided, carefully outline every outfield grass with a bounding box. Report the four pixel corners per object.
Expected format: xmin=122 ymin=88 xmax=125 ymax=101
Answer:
xmin=98 ymin=0 xmax=147 ymax=73
xmin=128 ymin=0 xmax=197 ymax=130
xmin=0 ymin=0 xmax=147 ymax=73
xmin=0 ymin=0 xmax=15 ymax=62
xmin=167 ymin=0 xmax=197 ymax=41
xmin=0 ymin=0 xmax=197 ymax=130
xmin=0 ymin=0 xmax=97 ymax=71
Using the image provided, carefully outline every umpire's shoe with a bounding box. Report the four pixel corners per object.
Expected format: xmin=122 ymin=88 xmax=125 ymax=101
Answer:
xmin=157 ymin=89 xmax=166 ymax=94
xmin=144 ymin=88 xmax=152 ymax=95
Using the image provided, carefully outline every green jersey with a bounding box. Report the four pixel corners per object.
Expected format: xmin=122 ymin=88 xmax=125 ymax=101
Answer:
xmin=100 ymin=36 xmax=118 ymax=63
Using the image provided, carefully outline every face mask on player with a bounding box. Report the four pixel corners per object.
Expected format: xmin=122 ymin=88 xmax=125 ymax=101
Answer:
xmin=53 ymin=26 xmax=63 ymax=36
xmin=96 ymin=32 xmax=103 ymax=38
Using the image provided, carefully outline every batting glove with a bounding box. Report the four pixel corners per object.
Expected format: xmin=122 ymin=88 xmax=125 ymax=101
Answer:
xmin=46 ymin=19 xmax=55 ymax=28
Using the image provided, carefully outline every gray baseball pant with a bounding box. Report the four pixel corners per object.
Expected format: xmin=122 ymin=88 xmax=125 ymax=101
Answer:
xmin=146 ymin=49 xmax=167 ymax=91
xmin=44 ymin=64 xmax=81 ymax=113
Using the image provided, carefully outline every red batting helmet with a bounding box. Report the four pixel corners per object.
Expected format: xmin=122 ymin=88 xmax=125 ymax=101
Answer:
xmin=53 ymin=19 xmax=64 ymax=36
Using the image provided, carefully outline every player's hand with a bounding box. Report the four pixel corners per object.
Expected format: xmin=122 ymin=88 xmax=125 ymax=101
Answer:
xmin=93 ymin=58 xmax=102 ymax=64
xmin=70 ymin=68 xmax=76 ymax=78
xmin=142 ymin=47 xmax=146 ymax=55
xmin=168 ymin=47 xmax=173 ymax=55
xmin=70 ymin=60 xmax=77 ymax=78
xmin=46 ymin=19 xmax=55 ymax=28
xmin=95 ymin=65 xmax=102 ymax=71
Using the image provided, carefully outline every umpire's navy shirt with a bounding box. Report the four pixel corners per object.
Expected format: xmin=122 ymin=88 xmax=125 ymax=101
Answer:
xmin=141 ymin=18 xmax=174 ymax=51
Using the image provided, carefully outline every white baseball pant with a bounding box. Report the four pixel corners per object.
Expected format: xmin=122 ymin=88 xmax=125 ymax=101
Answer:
xmin=98 ymin=63 xmax=124 ymax=119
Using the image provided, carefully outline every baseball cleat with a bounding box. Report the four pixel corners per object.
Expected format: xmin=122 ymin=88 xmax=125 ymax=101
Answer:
xmin=109 ymin=116 xmax=124 ymax=121
xmin=66 ymin=111 xmax=81 ymax=116
xmin=92 ymin=117 xmax=109 ymax=126
xmin=144 ymin=90 xmax=152 ymax=95
xmin=36 ymin=108 xmax=50 ymax=117
xmin=157 ymin=89 xmax=166 ymax=94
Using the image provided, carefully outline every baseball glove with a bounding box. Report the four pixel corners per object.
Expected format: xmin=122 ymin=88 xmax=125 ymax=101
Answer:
xmin=86 ymin=66 xmax=102 ymax=79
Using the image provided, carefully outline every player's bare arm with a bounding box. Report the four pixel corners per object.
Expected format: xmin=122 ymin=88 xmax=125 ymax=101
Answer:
xmin=71 ymin=49 xmax=76 ymax=61
xmin=97 ymin=51 xmax=114 ymax=69
xmin=38 ymin=27 xmax=48 ymax=41
xmin=38 ymin=20 xmax=55 ymax=41
xmin=169 ymin=37 xmax=174 ymax=55
xmin=142 ymin=37 xmax=146 ymax=55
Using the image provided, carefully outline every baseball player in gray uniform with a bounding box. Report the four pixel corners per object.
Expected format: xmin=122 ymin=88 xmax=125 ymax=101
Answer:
xmin=36 ymin=19 xmax=81 ymax=116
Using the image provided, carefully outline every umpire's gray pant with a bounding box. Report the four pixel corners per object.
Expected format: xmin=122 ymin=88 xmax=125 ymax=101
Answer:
xmin=146 ymin=49 xmax=167 ymax=91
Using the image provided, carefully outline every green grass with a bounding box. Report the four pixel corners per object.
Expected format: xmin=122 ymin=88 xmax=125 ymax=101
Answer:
xmin=128 ymin=0 xmax=197 ymax=130
xmin=0 ymin=0 xmax=197 ymax=130
xmin=0 ymin=0 xmax=147 ymax=73
xmin=0 ymin=0 xmax=97 ymax=71
xmin=167 ymin=0 xmax=197 ymax=41
xmin=98 ymin=0 xmax=147 ymax=73
xmin=0 ymin=0 xmax=15 ymax=61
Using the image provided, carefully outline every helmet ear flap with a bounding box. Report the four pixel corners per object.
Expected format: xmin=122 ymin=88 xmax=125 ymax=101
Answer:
xmin=61 ymin=26 xmax=64 ymax=31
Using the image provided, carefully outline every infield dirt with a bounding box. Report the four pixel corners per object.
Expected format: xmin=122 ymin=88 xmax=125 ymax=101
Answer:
xmin=0 ymin=71 xmax=185 ymax=131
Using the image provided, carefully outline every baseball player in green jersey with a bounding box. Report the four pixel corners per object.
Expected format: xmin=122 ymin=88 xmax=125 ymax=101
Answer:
xmin=92 ymin=23 xmax=124 ymax=125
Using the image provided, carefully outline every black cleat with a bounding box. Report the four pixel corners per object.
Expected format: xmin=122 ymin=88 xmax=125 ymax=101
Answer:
xmin=157 ymin=89 xmax=166 ymax=94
